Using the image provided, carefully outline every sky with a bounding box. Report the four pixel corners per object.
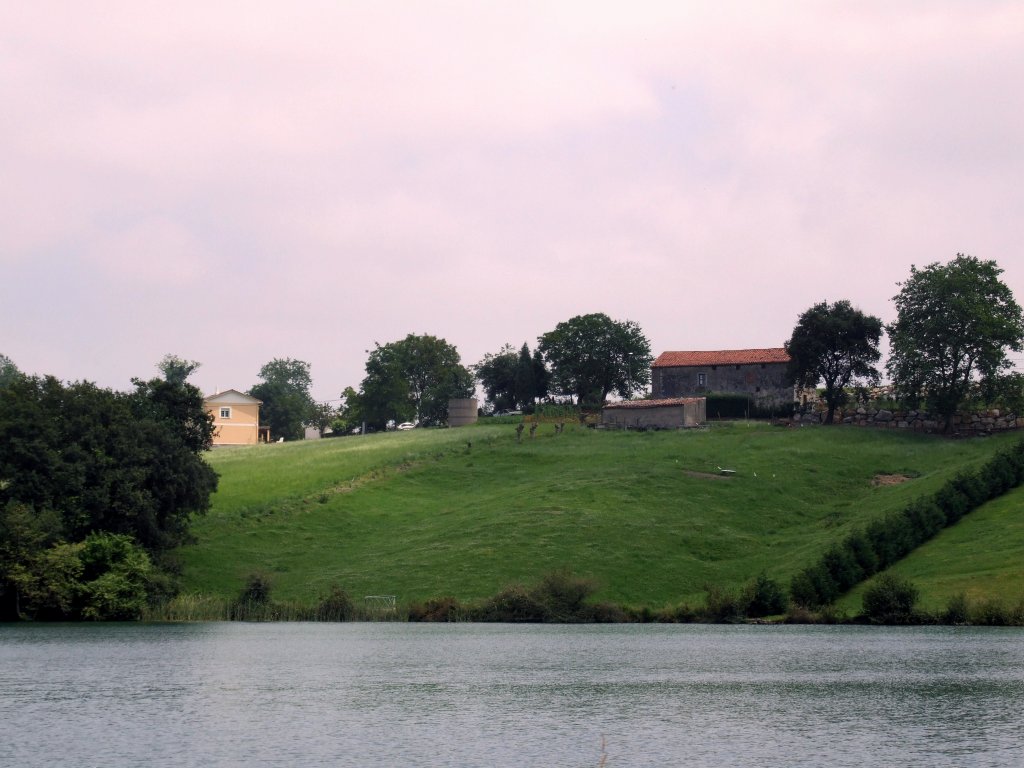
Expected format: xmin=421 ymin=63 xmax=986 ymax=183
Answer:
xmin=3 ymin=1 xmax=1022 ymax=402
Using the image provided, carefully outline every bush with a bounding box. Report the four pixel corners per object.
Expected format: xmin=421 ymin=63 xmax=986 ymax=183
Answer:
xmin=942 ymin=593 xmax=970 ymax=625
xmin=472 ymin=584 xmax=549 ymax=622
xmin=315 ymin=585 xmax=355 ymax=621
xmin=531 ymin=568 xmax=596 ymax=621
xmin=408 ymin=596 xmax=464 ymax=622
xmin=862 ymin=574 xmax=919 ymax=624
xmin=703 ymin=585 xmax=746 ymax=622
xmin=743 ymin=573 xmax=788 ymax=617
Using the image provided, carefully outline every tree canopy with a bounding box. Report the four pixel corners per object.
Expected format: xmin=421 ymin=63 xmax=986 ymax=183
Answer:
xmin=785 ymin=300 xmax=883 ymax=424
xmin=0 ymin=354 xmax=19 ymax=387
xmin=474 ymin=342 xmax=548 ymax=413
xmin=538 ymin=313 xmax=652 ymax=404
xmin=0 ymin=374 xmax=218 ymax=619
xmin=157 ymin=354 xmax=201 ymax=385
xmin=887 ymin=254 xmax=1024 ymax=432
xmin=249 ymin=358 xmax=315 ymax=441
xmin=356 ymin=334 xmax=474 ymax=428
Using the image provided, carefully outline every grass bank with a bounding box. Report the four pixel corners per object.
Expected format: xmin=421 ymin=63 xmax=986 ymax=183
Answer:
xmin=176 ymin=421 xmax=1021 ymax=612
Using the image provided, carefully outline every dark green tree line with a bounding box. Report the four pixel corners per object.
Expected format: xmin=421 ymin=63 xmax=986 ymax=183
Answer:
xmin=0 ymin=369 xmax=218 ymax=620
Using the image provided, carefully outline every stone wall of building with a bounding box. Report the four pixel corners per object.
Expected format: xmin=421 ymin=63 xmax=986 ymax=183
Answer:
xmin=653 ymin=362 xmax=792 ymax=405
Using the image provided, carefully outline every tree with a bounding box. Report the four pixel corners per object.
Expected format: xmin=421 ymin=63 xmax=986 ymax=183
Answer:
xmin=358 ymin=334 xmax=474 ymax=428
xmin=515 ymin=343 xmax=549 ymax=410
xmin=474 ymin=342 xmax=548 ymax=413
xmin=0 ymin=354 xmax=20 ymax=388
xmin=887 ymin=255 xmax=1024 ymax=432
xmin=249 ymin=358 xmax=315 ymax=441
xmin=538 ymin=313 xmax=652 ymax=404
xmin=307 ymin=401 xmax=338 ymax=438
xmin=0 ymin=373 xmax=218 ymax=619
xmin=157 ymin=354 xmax=200 ymax=385
xmin=474 ymin=344 xmax=519 ymax=413
xmin=785 ymin=300 xmax=883 ymax=424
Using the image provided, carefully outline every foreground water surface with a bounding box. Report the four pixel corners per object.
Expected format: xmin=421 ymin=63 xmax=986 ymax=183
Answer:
xmin=1 ymin=622 xmax=1022 ymax=767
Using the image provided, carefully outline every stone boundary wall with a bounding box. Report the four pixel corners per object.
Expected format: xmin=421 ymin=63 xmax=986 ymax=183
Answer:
xmin=791 ymin=405 xmax=1023 ymax=435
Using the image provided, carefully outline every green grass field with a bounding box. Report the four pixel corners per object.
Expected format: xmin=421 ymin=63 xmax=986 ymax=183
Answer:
xmin=177 ymin=421 xmax=1023 ymax=610
xmin=838 ymin=484 xmax=1024 ymax=613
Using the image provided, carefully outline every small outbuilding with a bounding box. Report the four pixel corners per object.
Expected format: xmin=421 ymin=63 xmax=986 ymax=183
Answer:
xmin=602 ymin=397 xmax=706 ymax=429
xmin=204 ymin=389 xmax=263 ymax=446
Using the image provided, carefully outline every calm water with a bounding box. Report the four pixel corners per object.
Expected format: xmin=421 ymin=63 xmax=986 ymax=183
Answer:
xmin=1 ymin=623 xmax=1022 ymax=767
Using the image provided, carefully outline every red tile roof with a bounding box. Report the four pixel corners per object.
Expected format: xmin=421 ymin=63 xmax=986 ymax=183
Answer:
xmin=604 ymin=397 xmax=704 ymax=410
xmin=653 ymin=348 xmax=790 ymax=368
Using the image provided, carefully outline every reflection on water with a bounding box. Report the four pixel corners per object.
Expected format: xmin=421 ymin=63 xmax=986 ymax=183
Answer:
xmin=2 ymin=623 xmax=1022 ymax=767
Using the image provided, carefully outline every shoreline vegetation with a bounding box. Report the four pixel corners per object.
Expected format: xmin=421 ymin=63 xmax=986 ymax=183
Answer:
xmin=146 ymin=568 xmax=1024 ymax=626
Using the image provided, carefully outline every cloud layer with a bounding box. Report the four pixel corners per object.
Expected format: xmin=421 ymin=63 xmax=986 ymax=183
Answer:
xmin=3 ymin=2 xmax=1022 ymax=399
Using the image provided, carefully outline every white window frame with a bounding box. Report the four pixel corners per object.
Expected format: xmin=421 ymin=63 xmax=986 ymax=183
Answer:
xmin=220 ymin=406 xmax=232 ymax=419
xmin=698 ymin=373 xmax=706 ymax=387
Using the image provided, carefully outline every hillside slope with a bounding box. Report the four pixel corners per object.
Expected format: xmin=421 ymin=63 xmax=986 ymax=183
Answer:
xmin=179 ymin=422 xmax=1022 ymax=607
xmin=838 ymin=484 xmax=1024 ymax=613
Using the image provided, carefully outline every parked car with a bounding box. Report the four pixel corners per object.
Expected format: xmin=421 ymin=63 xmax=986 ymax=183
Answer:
xmin=396 ymin=422 xmax=416 ymax=430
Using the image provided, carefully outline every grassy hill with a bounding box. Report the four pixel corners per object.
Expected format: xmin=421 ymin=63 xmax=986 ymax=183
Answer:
xmin=837 ymin=484 xmax=1024 ymax=613
xmin=177 ymin=421 xmax=1022 ymax=610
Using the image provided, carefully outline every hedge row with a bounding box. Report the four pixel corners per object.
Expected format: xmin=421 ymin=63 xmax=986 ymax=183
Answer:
xmin=790 ymin=439 xmax=1024 ymax=608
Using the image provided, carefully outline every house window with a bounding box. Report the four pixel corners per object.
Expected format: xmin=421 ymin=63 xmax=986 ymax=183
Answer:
xmin=698 ymin=373 xmax=706 ymax=387
xmin=220 ymin=407 xmax=232 ymax=419
xmin=735 ymin=365 xmax=741 ymax=370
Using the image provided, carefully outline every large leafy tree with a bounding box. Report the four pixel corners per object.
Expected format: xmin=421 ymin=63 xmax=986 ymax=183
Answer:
xmin=785 ymin=300 xmax=883 ymax=424
xmin=887 ymin=254 xmax=1024 ymax=432
xmin=249 ymin=358 xmax=316 ymax=441
xmin=358 ymin=334 xmax=474 ymax=428
xmin=474 ymin=342 xmax=548 ymax=412
xmin=0 ymin=374 xmax=219 ymax=619
xmin=538 ymin=313 xmax=652 ymax=404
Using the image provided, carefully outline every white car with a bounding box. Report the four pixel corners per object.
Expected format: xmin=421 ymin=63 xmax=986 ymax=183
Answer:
xmin=396 ymin=422 xmax=416 ymax=430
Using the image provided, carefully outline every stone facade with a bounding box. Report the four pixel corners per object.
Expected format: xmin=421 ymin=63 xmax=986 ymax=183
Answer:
xmin=651 ymin=349 xmax=793 ymax=405
xmin=602 ymin=397 xmax=706 ymax=429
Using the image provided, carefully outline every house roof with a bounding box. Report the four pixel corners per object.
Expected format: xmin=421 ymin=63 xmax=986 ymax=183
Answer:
xmin=203 ymin=389 xmax=262 ymax=405
xmin=653 ymin=348 xmax=790 ymax=368
xmin=604 ymin=397 xmax=704 ymax=410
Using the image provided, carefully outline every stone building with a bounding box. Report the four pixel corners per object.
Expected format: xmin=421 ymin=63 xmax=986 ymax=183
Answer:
xmin=651 ymin=349 xmax=793 ymax=405
xmin=602 ymin=397 xmax=706 ymax=429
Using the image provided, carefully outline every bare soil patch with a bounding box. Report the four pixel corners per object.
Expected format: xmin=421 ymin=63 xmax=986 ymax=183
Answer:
xmin=683 ymin=470 xmax=733 ymax=480
xmin=872 ymin=474 xmax=911 ymax=487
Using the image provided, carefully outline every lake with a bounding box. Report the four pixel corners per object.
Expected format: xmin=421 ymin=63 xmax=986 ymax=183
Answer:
xmin=1 ymin=623 xmax=1022 ymax=767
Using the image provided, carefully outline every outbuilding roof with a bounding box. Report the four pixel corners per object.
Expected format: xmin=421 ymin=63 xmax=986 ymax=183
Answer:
xmin=653 ymin=349 xmax=790 ymax=368
xmin=604 ymin=397 xmax=704 ymax=410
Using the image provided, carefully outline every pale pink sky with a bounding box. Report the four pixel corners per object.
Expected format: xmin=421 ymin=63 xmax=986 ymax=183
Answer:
xmin=3 ymin=2 xmax=1022 ymax=401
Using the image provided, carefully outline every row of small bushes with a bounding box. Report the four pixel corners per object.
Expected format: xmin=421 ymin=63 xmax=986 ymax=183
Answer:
xmin=408 ymin=570 xmax=789 ymax=624
xmin=151 ymin=568 xmax=1023 ymax=626
xmin=790 ymin=439 xmax=1024 ymax=609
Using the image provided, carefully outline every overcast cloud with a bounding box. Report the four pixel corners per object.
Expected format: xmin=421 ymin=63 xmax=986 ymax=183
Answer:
xmin=2 ymin=1 xmax=1022 ymax=401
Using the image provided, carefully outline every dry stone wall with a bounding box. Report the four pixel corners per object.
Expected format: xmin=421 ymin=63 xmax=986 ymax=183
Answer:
xmin=792 ymin=404 xmax=1023 ymax=434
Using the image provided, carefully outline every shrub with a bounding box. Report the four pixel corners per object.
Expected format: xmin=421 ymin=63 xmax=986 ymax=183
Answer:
xmin=942 ymin=593 xmax=970 ymax=625
xmin=408 ymin=596 xmax=464 ymax=622
xmin=472 ymin=584 xmax=549 ymax=622
xmin=530 ymin=568 xmax=596 ymax=621
xmin=703 ymin=584 xmax=746 ymax=622
xmin=862 ymin=574 xmax=919 ymax=624
xmin=743 ymin=573 xmax=788 ymax=617
xmin=315 ymin=585 xmax=355 ymax=621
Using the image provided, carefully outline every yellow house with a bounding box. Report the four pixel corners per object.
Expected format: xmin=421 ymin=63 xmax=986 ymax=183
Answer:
xmin=204 ymin=390 xmax=263 ymax=446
